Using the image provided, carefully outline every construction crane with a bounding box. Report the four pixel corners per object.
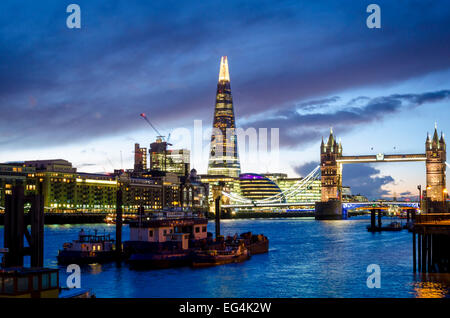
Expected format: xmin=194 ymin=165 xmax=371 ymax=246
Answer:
xmin=139 ymin=113 xmax=172 ymax=172
xmin=140 ymin=113 xmax=172 ymax=145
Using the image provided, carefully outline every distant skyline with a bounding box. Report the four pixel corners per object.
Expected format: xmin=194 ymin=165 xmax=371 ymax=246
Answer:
xmin=1 ymin=0 xmax=449 ymax=199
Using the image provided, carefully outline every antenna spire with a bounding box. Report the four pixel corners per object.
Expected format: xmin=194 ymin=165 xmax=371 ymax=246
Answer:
xmin=218 ymin=56 xmax=230 ymax=82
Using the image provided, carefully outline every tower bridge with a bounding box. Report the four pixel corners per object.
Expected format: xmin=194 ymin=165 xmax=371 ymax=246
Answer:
xmin=337 ymin=154 xmax=427 ymax=164
xmin=221 ymin=124 xmax=447 ymax=219
xmin=317 ymin=124 xmax=447 ymax=219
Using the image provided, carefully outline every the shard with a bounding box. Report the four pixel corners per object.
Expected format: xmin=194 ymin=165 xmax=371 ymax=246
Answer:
xmin=207 ymin=56 xmax=241 ymax=177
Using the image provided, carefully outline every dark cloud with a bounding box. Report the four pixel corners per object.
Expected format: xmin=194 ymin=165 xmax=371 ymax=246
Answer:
xmin=295 ymin=97 xmax=340 ymax=111
xmin=242 ymin=90 xmax=450 ymax=147
xmin=293 ymin=161 xmax=395 ymax=199
xmin=342 ymin=164 xmax=394 ymax=200
xmin=397 ymin=191 xmax=419 ymax=201
xmin=0 ymin=1 xmax=449 ymax=149
xmin=294 ymin=161 xmax=320 ymax=178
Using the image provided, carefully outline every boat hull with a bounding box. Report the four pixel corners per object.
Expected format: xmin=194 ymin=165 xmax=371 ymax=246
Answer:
xmin=57 ymin=250 xmax=116 ymax=265
xmin=192 ymin=252 xmax=250 ymax=268
xmin=127 ymin=251 xmax=191 ymax=269
xmin=239 ymin=232 xmax=269 ymax=255
xmin=247 ymin=240 xmax=269 ymax=255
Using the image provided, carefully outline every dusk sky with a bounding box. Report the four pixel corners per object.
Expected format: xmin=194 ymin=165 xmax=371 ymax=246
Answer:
xmin=1 ymin=0 xmax=449 ymax=199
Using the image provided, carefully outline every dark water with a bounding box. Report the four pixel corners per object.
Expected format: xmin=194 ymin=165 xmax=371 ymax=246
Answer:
xmin=1 ymin=217 xmax=450 ymax=298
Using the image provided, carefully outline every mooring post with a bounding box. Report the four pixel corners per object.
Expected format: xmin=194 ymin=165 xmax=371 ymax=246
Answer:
xmin=215 ymin=195 xmax=221 ymax=238
xmin=116 ymin=188 xmax=123 ymax=257
xmin=4 ymin=182 xmax=25 ymax=267
xmin=377 ymin=209 xmax=382 ymax=229
xmin=213 ymin=182 xmax=224 ymax=239
xmin=370 ymin=209 xmax=376 ymax=230
xmin=418 ymin=233 xmax=422 ymax=272
xmin=422 ymin=234 xmax=427 ymax=272
xmin=413 ymin=232 xmax=416 ymax=273
xmin=30 ymin=193 xmax=44 ymax=267
xmin=427 ymin=234 xmax=432 ymax=272
xmin=4 ymin=193 xmax=12 ymax=267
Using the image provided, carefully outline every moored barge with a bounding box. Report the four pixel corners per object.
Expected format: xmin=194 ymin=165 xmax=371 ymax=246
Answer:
xmin=123 ymin=211 xmax=209 ymax=268
xmin=57 ymin=229 xmax=116 ymax=265
xmin=191 ymin=241 xmax=250 ymax=267
xmin=237 ymin=232 xmax=269 ymax=254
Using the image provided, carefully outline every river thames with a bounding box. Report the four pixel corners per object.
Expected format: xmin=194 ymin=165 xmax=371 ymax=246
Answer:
xmin=1 ymin=217 xmax=450 ymax=298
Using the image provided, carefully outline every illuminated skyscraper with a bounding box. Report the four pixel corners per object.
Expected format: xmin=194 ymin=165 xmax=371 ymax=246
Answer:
xmin=149 ymin=138 xmax=190 ymax=176
xmin=207 ymin=56 xmax=241 ymax=177
xmin=134 ymin=143 xmax=147 ymax=172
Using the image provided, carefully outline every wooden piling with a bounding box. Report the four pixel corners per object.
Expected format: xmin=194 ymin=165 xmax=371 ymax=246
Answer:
xmin=427 ymin=234 xmax=432 ymax=272
xmin=215 ymin=195 xmax=221 ymax=238
xmin=116 ymin=189 xmax=123 ymax=256
xmin=418 ymin=233 xmax=422 ymax=272
xmin=377 ymin=209 xmax=382 ymax=229
xmin=370 ymin=210 xmax=376 ymax=230
xmin=413 ymin=232 xmax=416 ymax=272
xmin=30 ymin=194 xmax=44 ymax=267
xmin=422 ymin=234 xmax=427 ymax=272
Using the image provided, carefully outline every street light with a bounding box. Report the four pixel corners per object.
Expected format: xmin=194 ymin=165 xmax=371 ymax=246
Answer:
xmin=417 ymin=185 xmax=421 ymax=209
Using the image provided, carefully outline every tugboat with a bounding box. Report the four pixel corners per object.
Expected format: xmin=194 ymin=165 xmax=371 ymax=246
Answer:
xmin=191 ymin=241 xmax=250 ymax=268
xmin=57 ymin=229 xmax=116 ymax=265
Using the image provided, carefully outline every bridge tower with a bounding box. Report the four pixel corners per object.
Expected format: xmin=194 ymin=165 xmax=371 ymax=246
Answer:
xmin=320 ymin=128 xmax=343 ymax=201
xmin=425 ymin=124 xmax=447 ymax=212
xmin=315 ymin=128 xmax=343 ymax=219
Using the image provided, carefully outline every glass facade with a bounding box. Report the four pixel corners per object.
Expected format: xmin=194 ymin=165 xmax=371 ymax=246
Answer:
xmin=239 ymin=173 xmax=283 ymax=201
xmin=149 ymin=138 xmax=190 ymax=176
xmin=265 ymin=174 xmax=322 ymax=203
xmin=208 ymin=56 xmax=241 ymax=178
xmin=199 ymin=174 xmax=240 ymax=212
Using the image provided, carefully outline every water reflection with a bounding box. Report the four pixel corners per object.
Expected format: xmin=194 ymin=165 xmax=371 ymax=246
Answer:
xmin=3 ymin=218 xmax=450 ymax=297
xmin=87 ymin=263 xmax=103 ymax=275
xmin=413 ymin=273 xmax=450 ymax=298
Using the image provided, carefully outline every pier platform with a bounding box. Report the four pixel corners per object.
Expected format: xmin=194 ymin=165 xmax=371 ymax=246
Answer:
xmin=413 ymin=213 xmax=450 ymax=273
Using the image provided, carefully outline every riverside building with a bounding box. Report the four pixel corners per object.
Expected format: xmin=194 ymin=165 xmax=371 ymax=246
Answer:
xmin=0 ymin=159 xmax=208 ymax=214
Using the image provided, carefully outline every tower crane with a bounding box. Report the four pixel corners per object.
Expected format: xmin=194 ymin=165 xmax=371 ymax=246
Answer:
xmin=139 ymin=113 xmax=172 ymax=145
xmin=139 ymin=113 xmax=172 ymax=172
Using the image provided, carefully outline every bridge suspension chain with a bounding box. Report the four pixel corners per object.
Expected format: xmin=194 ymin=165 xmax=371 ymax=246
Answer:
xmin=258 ymin=165 xmax=320 ymax=203
xmin=221 ymin=191 xmax=252 ymax=203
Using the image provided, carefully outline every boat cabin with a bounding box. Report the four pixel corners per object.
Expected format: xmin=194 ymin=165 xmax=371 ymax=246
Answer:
xmin=0 ymin=267 xmax=59 ymax=298
xmin=63 ymin=230 xmax=115 ymax=253
xmin=129 ymin=216 xmax=208 ymax=248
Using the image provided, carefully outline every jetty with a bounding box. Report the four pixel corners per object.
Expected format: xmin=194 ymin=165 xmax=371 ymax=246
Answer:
xmin=412 ymin=213 xmax=450 ymax=273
